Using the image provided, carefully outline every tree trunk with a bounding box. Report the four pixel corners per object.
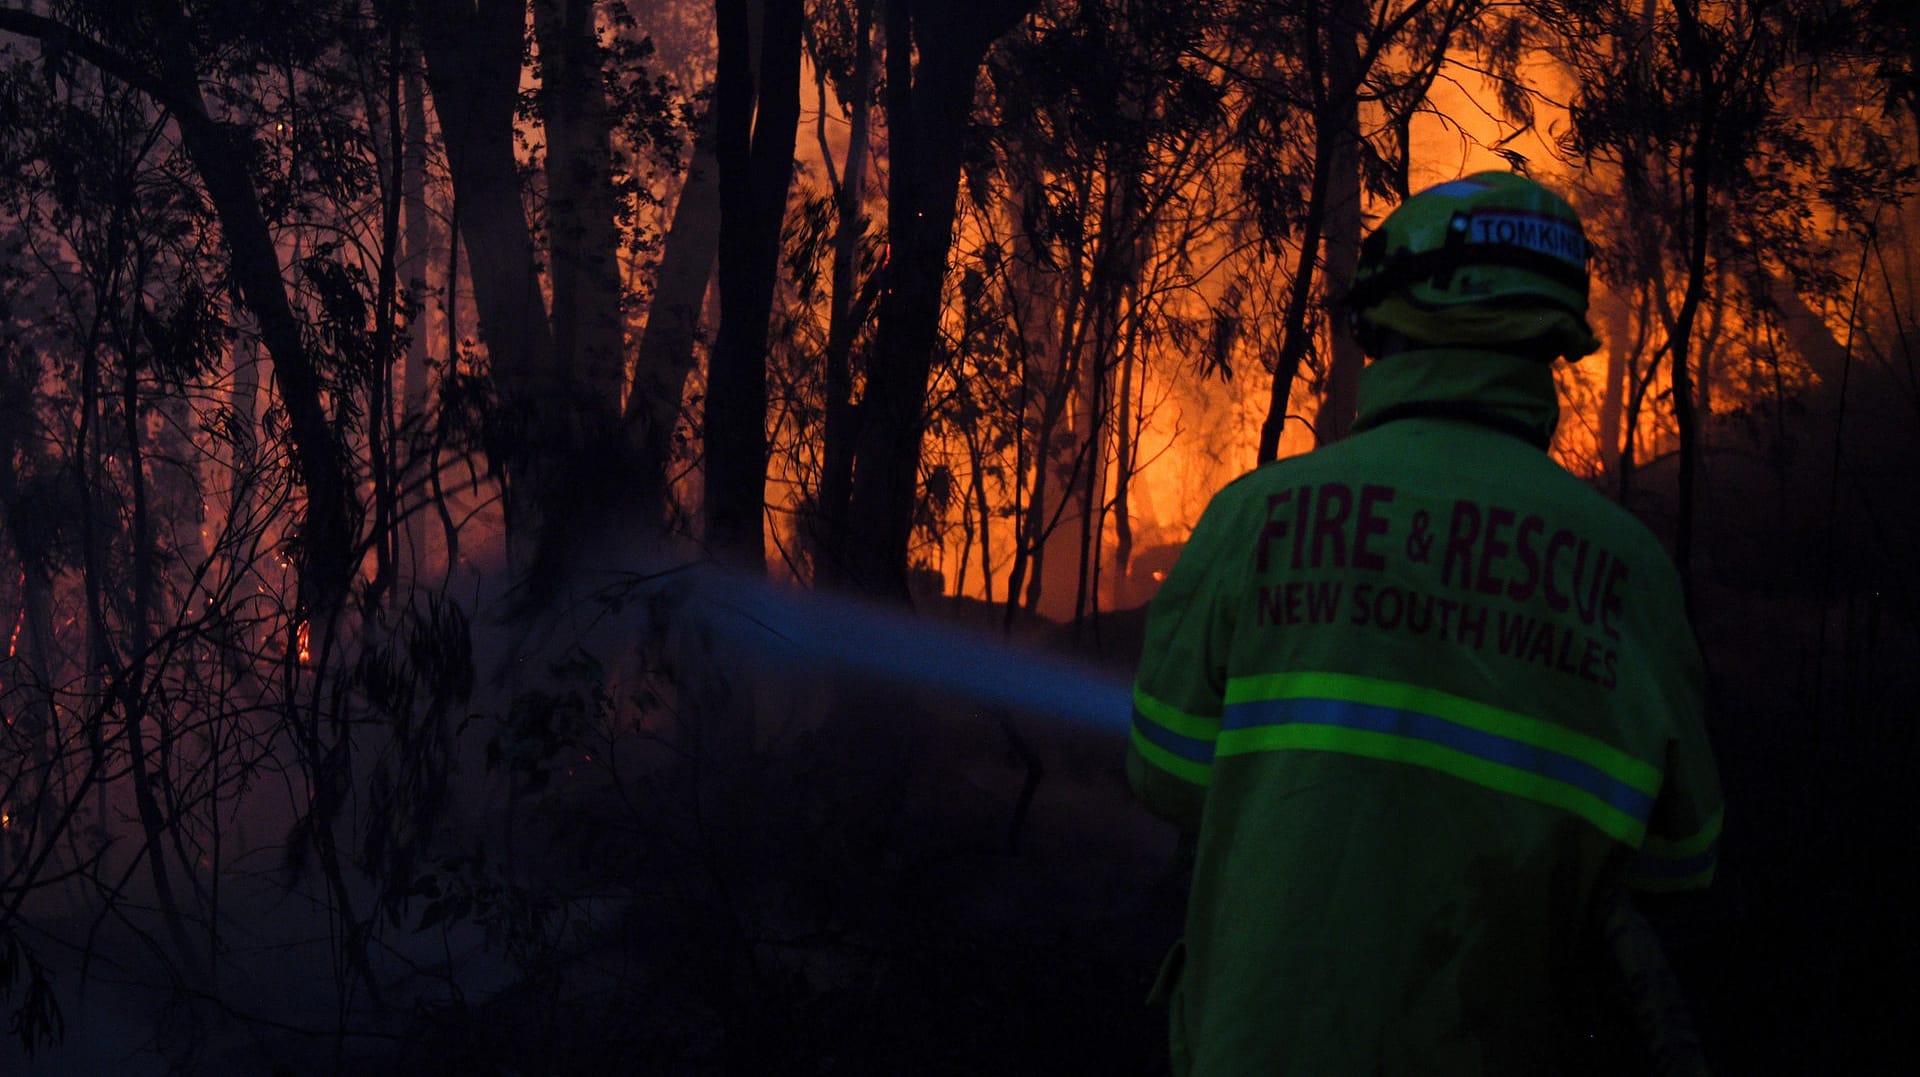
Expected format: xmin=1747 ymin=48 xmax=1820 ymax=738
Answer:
xmin=840 ymin=0 xmax=1036 ymax=600
xmin=706 ymin=0 xmax=803 ymax=569
xmin=161 ymin=7 xmax=360 ymax=612
xmin=1619 ymin=281 xmax=1661 ymax=505
xmin=401 ymin=62 xmax=434 ymax=418
xmin=420 ymin=0 xmax=558 ymax=551
xmin=0 ymin=418 xmax=59 ymax=853
xmin=367 ymin=24 xmax=407 ymax=604
xmin=814 ymin=0 xmax=877 ymax=585
xmin=627 ymin=104 xmax=721 ymax=529
xmin=0 ymin=5 xmax=362 ymax=614
xmin=1668 ymin=0 xmax=1715 ymax=605
xmin=1111 ymin=279 xmax=1142 ymax=607
xmin=1070 ymin=310 xmax=1111 ymax=630
xmin=965 ymin=419 xmax=996 ymax=604
xmin=521 ymin=0 xmax=650 ymax=574
xmin=535 ymin=0 xmax=627 ymax=403
xmin=1671 ymin=241 xmax=1702 ymax=602
xmin=397 ymin=58 xmax=436 ymax=576
xmin=120 ymin=338 xmax=203 ymax=979
xmin=1598 ymin=287 xmax=1628 ymax=480
xmin=997 ymin=143 xmax=1067 ymax=622
xmin=1258 ymin=147 xmax=1333 ymax=463
xmin=1021 ymin=265 xmax=1091 ymax=617
xmin=1317 ymin=0 xmax=1366 ymax=445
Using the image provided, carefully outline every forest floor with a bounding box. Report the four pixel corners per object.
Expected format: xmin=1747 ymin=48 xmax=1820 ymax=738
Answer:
xmin=1667 ymin=576 xmax=1919 ymax=1075
xmin=358 ymin=576 xmax=1918 ymax=1076
xmin=6 ymin=567 xmax=1914 ymax=1075
xmin=355 ymin=596 xmax=1189 ymax=1077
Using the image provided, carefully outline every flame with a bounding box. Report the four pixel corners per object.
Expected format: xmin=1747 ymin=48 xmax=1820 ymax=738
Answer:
xmin=7 ymin=569 xmax=21 ymax=658
xmin=2 ymin=806 xmax=11 ymax=830
xmin=296 ymin=620 xmax=311 ymax=665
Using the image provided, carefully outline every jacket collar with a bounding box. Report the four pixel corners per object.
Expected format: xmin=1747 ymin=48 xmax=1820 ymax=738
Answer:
xmin=1349 ymin=348 xmax=1561 ymax=449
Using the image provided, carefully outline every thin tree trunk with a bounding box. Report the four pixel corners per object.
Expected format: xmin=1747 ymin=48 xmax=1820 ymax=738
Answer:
xmin=401 ymin=63 xmax=434 ymax=418
xmin=1072 ymin=205 xmax=1133 ymax=630
xmin=706 ymin=0 xmax=803 ymax=568
xmin=147 ymin=7 xmax=362 ymax=611
xmin=366 ymin=22 xmax=407 ymax=605
xmin=1259 ymin=155 xmax=1333 ymax=463
xmin=1070 ymin=331 xmax=1109 ymax=630
xmin=1111 ymin=278 xmax=1142 ymax=607
xmin=398 ymin=59 xmax=435 ymax=576
xmin=1021 ymin=271 xmax=1090 ymax=617
xmin=815 ymin=0 xmax=876 ymax=584
xmin=1257 ymin=0 xmax=1334 ymax=465
xmin=1599 ymin=288 xmax=1629 ymax=480
xmin=967 ymin=421 xmax=996 ymax=604
xmin=841 ymin=0 xmax=1036 ymax=600
xmin=0 ymin=439 xmax=59 ymax=851
xmin=998 ymin=151 xmax=1062 ymax=623
xmin=1670 ymin=223 xmax=1703 ymax=601
xmin=1668 ymin=0 xmax=1715 ymax=603
xmin=535 ymin=0 xmax=627 ymax=402
xmin=120 ymin=334 xmax=202 ymax=980
xmin=626 ymin=106 xmax=720 ymax=528
xmin=1619 ymin=281 xmax=1659 ymax=504
xmin=1317 ymin=0 xmax=1365 ymax=445
xmin=420 ymin=0 xmax=558 ymax=552
xmin=0 ymin=6 xmax=359 ymax=601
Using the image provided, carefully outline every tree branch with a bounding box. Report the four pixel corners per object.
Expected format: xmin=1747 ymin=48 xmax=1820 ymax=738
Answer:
xmin=0 ymin=7 xmax=180 ymax=114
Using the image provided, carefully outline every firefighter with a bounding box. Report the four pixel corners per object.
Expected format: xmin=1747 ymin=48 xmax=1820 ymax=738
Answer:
xmin=1127 ymin=172 xmax=1722 ymax=1075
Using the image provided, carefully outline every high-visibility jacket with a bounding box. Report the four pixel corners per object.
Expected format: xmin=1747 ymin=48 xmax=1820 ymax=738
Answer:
xmin=1127 ymin=348 xmax=1722 ymax=1076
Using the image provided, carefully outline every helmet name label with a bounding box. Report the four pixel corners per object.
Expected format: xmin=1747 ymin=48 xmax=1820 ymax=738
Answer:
xmin=1466 ymin=210 xmax=1589 ymax=266
xmin=1469 ymin=211 xmax=1586 ymax=267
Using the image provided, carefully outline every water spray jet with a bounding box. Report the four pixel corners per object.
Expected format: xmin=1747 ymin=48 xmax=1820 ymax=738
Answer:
xmin=590 ymin=562 xmax=1135 ymax=736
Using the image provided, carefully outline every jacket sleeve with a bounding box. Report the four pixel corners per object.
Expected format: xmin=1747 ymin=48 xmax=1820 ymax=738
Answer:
xmin=1127 ymin=493 xmax=1239 ymax=831
xmin=1627 ymin=600 xmax=1724 ymax=892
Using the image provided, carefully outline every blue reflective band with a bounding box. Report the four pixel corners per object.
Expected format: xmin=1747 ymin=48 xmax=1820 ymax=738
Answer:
xmin=1133 ymin=709 xmax=1216 ymax=766
xmin=1220 ymin=696 xmax=1656 ymax=823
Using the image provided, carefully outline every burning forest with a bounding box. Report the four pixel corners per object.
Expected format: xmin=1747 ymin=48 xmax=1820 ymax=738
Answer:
xmin=1 ymin=0 xmax=1916 ymax=1073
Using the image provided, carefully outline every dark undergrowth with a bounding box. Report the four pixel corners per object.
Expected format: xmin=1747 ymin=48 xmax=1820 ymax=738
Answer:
xmin=349 ymin=558 xmax=1917 ymax=1077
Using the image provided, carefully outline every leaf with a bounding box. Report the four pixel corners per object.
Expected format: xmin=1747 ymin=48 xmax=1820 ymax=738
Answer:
xmin=415 ymin=899 xmax=449 ymax=932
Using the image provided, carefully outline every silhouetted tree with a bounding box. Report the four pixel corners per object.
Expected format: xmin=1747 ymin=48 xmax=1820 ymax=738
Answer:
xmin=706 ymin=0 xmax=804 ymax=568
xmin=1236 ymin=0 xmax=1485 ymax=463
xmin=0 ymin=2 xmax=360 ymax=614
xmin=822 ymin=0 xmax=1038 ymax=599
xmin=1541 ymin=0 xmax=1903 ymax=594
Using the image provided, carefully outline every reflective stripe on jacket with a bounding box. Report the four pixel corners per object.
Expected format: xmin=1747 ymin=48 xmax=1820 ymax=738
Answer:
xmin=1127 ymin=348 xmax=1722 ymax=1075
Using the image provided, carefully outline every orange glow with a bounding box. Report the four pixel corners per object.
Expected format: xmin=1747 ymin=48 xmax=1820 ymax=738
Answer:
xmin=1 ymin=807 xmax=11 ymax=830
xmin=7 ymin=569 xmax=21 ymax=657
xmin=296 ymin=620 xmax=312 ymax=665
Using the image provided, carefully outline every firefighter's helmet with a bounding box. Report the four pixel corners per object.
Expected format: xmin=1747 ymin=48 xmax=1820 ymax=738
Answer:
xmin=1345 ymin=171 xmax=1600 ymax=361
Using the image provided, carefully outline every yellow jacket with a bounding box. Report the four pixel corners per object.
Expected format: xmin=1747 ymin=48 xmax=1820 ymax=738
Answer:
xmin=1128 ymin=350 xmax=1722 ymax=1075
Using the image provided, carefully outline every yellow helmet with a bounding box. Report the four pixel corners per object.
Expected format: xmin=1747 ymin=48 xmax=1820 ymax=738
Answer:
xmin=1345 ymin=171 xmax=1600 ymax=361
